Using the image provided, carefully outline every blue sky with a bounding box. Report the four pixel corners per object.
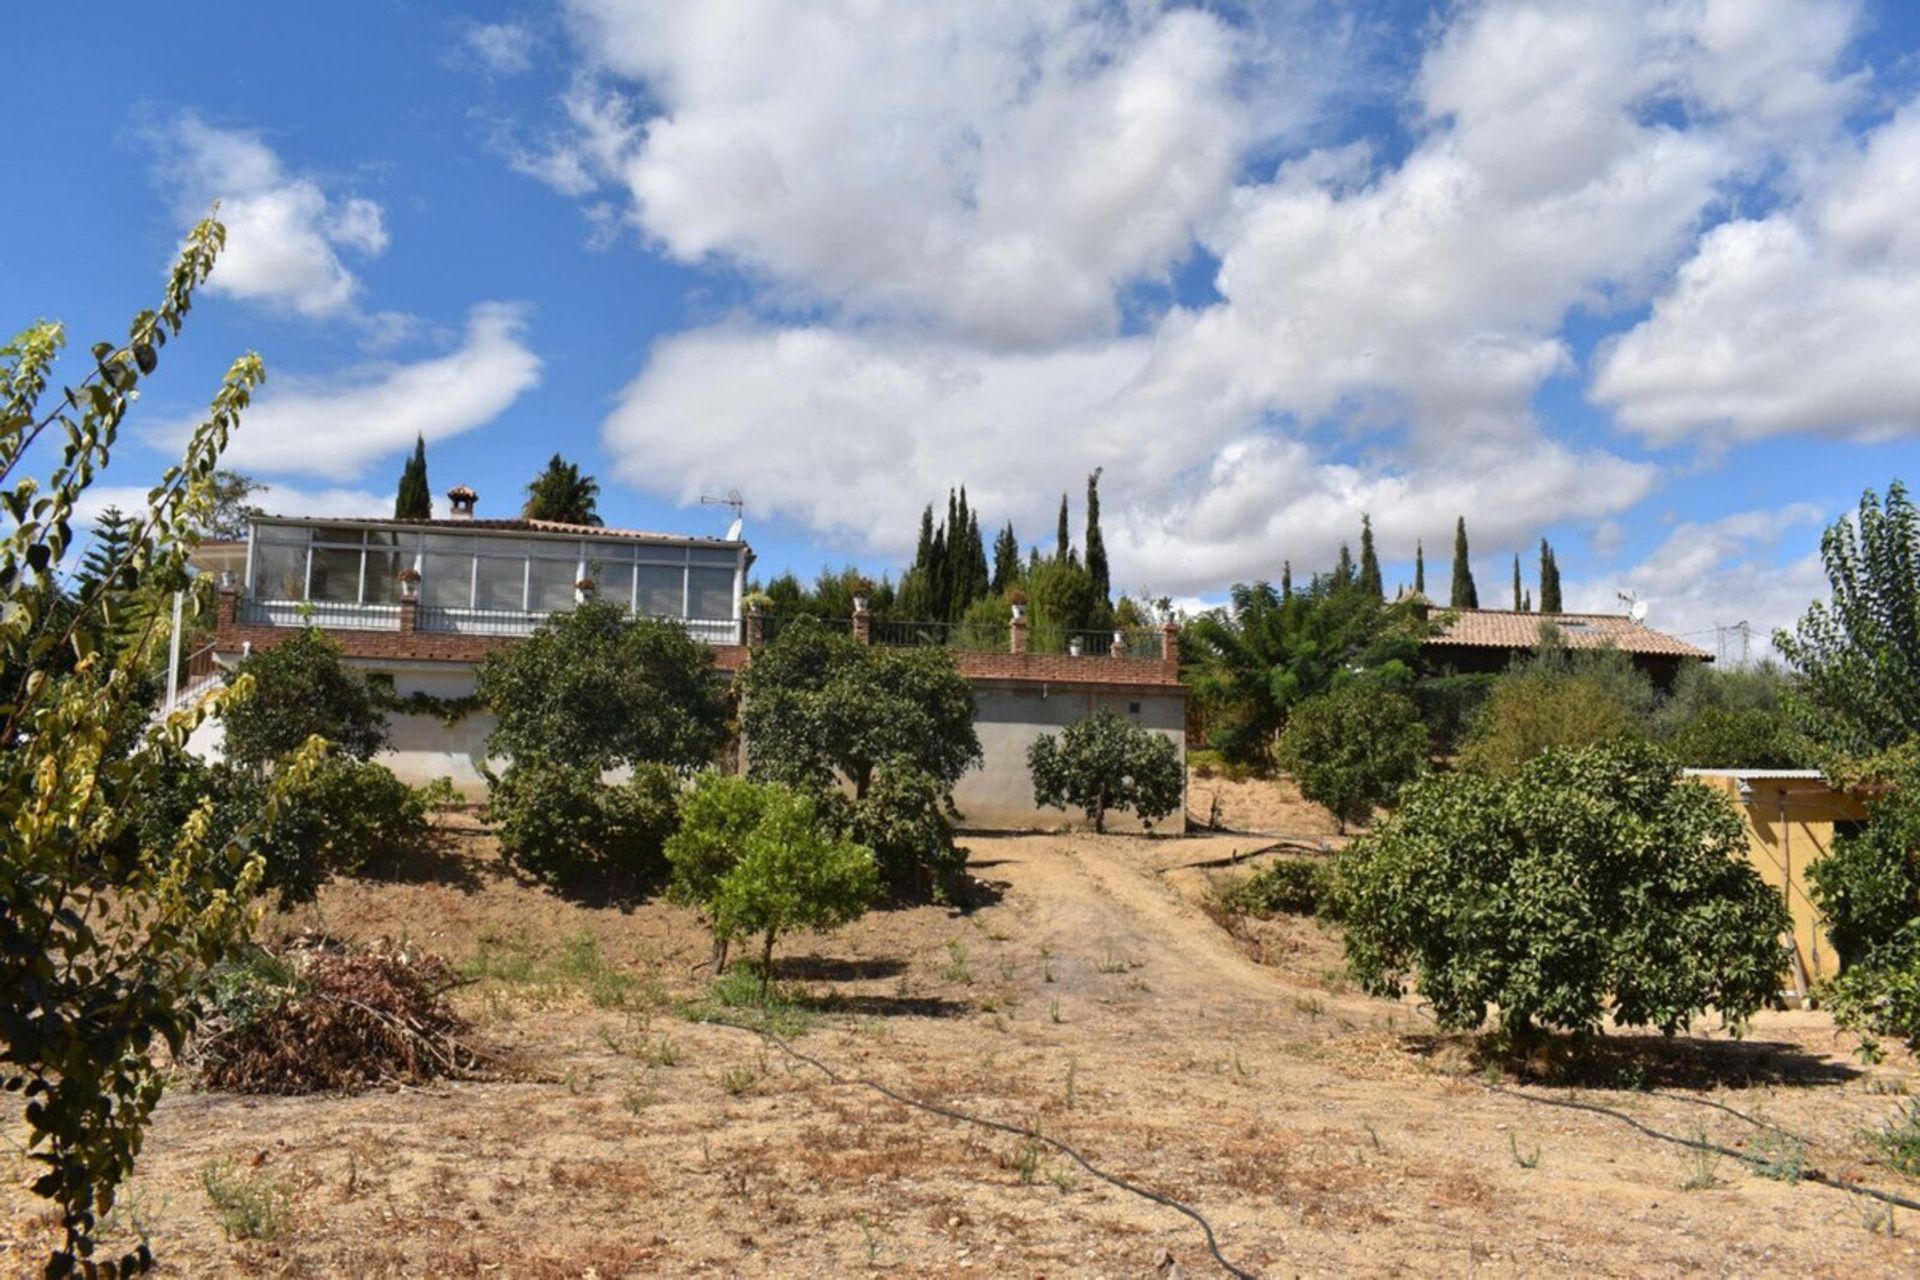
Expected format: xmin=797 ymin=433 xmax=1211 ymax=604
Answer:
xmin=6 ymin=1 xmax=1919 ymax=656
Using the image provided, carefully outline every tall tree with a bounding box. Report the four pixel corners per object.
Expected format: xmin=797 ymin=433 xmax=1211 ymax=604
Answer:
xmin=1085 ymin=468 xmax=1110 ymax=608
xmin=929 ymin=516 xmax=950 ymax=622
xmin=1358 ymin=514 xmax=1383 ymax=598
xmin=965 ymin=509 xmax=989 ymax=613
xmin=1335 ymin=542 xmax=1355 ymax=589
xmin=522 ymin=453 xmax=602 ymax=526
xmin=1281 ymin=560 xmax=1293 ymax=601
xmin=991 ymin=520 xmax=1020 ymax=593
xmin=1450 ymin=517 xmax=1479 ymax=609
xmin=393 ymin=434 xmax=431 ymax=519
xmin=1512 ymin=554 xmax=1523 ymax=611
xmin=1776 ymin=481 xmax=1920 ymax=754
xmin=203 ymin=469 xmax=267 ymax=539
xmin=1414 ymin=540 xmax=1426 ymax=595
xmin=1056 ymin=492 xmax=1072 ymax=563
xmin=1539 ymin=538 xmax=1563 ymax=614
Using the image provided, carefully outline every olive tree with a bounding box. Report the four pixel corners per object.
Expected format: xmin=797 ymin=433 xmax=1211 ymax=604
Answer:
xmin=1 ymin=217 xmax=326 ymax=1271
xmin=1028 ymin=709 xmax=1183 ymax=833
xmin=1275 ymin=687 xmax=1428 ymax=833
xmin=1339 ymin=742 xmax=1786 ymax=1041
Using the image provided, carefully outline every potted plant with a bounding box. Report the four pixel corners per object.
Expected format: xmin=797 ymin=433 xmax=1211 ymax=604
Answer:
xmin=849 ymin=575 xmax=875 ymax=614
xmin=742 ymin=590 xmax=774 ymax=614
xmin=574 ymin=576 xmax=597 ymax=603
xmin=1007 ymin=587 xmax=1029 ymax=622
xmin=1068 ymin=635 xmax=1084 ymax=656
xmin=396 ymin=566 xmax=421 ymax=599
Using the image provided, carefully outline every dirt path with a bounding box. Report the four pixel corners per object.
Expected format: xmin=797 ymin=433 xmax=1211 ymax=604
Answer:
xmin=5 ymin=829 xmax=1919 ymax=1277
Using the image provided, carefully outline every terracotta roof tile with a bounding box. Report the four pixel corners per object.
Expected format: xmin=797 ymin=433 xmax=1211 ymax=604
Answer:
xmin=1424 ymin=609 xmax=1711 ymax=659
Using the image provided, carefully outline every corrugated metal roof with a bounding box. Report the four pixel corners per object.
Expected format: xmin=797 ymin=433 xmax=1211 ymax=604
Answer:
xmin=1424 ymin=608 xmax=1712 ymax=659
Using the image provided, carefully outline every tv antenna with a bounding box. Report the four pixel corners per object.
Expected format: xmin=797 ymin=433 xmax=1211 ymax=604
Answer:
xmin=1616 ymin=589 xmax=1648 ymax=624
xmin=701 ymin=488 xmax=745 ymax=542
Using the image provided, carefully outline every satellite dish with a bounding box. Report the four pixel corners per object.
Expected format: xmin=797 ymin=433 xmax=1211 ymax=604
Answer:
xmin=701 ymin=488 xmax=746 ymax=542
xmin=724 ymin=517 xmax=743 ymax=542
xmin=1629 ymin=600 xmax=1649 ymax=624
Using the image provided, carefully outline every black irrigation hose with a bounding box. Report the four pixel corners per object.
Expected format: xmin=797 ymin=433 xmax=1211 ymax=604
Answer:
xmin=1484 ymin=1083 xmax=1920 ymax=1214
xmin=704 ymin=1017 xmax=1261 ymax=1280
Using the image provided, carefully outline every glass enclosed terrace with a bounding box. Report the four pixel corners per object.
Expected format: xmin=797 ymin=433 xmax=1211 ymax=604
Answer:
xmin=240 ymin=517 xmax=747 ymax=644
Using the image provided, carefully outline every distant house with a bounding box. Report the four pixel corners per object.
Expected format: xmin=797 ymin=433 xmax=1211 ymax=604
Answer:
xmin=1416 ymin=604 xmax=1712 ymax=686
xmin=185 ymin=486 xmax=1186 ymax=832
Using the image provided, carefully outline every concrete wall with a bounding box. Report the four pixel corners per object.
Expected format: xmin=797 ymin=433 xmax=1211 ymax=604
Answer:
xmin=952 ymin=681 xmax=1187 ymax=833
xmin=381 ymin=666 xmax=498 ymax=796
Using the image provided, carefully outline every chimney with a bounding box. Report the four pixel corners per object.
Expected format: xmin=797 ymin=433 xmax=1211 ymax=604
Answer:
xmin=447 ymin=485 xmax=478 ymax=520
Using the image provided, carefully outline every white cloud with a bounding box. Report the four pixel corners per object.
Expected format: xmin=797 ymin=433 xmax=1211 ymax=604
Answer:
xmin=463 ymin=22 xmax=538 ymax=75
xmin=1595 ymin=97 xmax=1920 ymax=445
xmin=153 ymin=114 xmax=390 ymax=319
xmin=150 ymin=303 xmax=542 ymax=481
xmin=1565 ymin=503 xmax=1829 ymax=660
xmin=553 ymin=2 xmax=1871 ymax=594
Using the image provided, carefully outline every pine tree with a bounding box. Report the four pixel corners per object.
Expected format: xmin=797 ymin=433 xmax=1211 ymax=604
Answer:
xmin=1358 ymin=514 xmax=1383 ymax=598
xmin=1539 ymin=538 xmax=1563 ymax=614
xmin=1512 ymin=554 xmax=1523 ymax=611
xmin=1414 ymin=540 xmax=1425 ymax=595
xmin=992 ymin=521 xmax=1020 ymax=593
xmin=393 ymin=434 xmax=431 ymax=519
xmin=1056 ymin=493 xmax=1071 ymax=563
xmin=75 ymin=508 xmax=145 ymax=659
xmin=523 ymin=454 xmax=602 ymax=525
xmin=1085 ymin=468 xmax=1110 ymax=608
xmin=1450 ymin=517 xmax=1478 ymax=609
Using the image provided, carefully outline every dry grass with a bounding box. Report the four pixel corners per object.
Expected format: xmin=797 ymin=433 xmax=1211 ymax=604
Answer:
xmin=4 ymin=799 xmax=1920 ymax=1276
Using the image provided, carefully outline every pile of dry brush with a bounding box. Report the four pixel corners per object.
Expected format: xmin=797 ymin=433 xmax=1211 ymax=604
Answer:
xmin=191 ymin=933 xmax=497 ymax=1093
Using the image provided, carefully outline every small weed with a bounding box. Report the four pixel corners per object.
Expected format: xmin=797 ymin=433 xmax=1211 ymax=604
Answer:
xmin=1040 ymin=946 xmax=1056 ymax=984
xmin=1681 ymin=1141 xmax=1723 ymax=1191
xmin=1507 ymin=1131 xmax=1541 ymax=1170
xmin=201 ymin=1159 xmax=291 ymax=1242
xmin=1063 ymin=1058 xmax=1079 ymax=1110
xmin=1293 ymin=994 xmax=1325 ymax=1022
xmin=1046 ymin=1166 xmax=1078 ymax=1192
xmin=1013 ymin=1134 xmax=1043 ymax=1185
xmin=1095 ymin=949 xmax=1131 ymax=974
xmin=622 ymin=1071 xmax=660 ymax=1115
xmin=1363 ymin=1121 xmax=1384 ymax=1153
xmin=1231 ymin=1050 xmax=1255 ymax=1079
xmin=941 ymin=939 xmax=974 ymax=985
xmin=996 ymin=956 xmax=1016 ymax=983
xmin=1752 ymin=1129 xmax=1806 ymax=1184
xmin=1049 ymin=998 xmax=1063 ymax=1024
xmin=860 ymin=1216 xmax=881 ymax=1265
xmin=642 ymin=1037 xmax=681 ymax=1068
xmin=722 ymin=1065 xmax=757 ymax=1096
xmin=681 ymin=964 xmax=815 ymax=1037
xmin=1866 ymin=1101 xmax=1920 ymax=1176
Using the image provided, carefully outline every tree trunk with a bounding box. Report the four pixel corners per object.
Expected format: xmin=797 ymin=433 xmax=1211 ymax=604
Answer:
xmin=758 ymin=929 xmax=778 ymax=1001
xmin=709 ymin=934 xmax=730 ymax=977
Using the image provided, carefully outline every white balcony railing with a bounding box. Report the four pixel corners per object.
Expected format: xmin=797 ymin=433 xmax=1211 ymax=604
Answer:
xmin=238 ymin=598 xmax=402 ymax=631
xmin=237 ymin=597 xmax=740 ymax=645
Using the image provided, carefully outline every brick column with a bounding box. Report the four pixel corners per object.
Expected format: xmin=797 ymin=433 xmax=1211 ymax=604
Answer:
xmin=1160 ymin=621 xmax=1180 ymax=665
xmin=399 ymin=597 xmax=419 ymax=635
xmin=1010 ymin=611 xmax=1029 ymax=655
xmin=216 ymin=586 xmax=238 ymax=629
xmin=852 ymin=602 xmax=871 ymax=644
xmin=746 ymin=607 xmax=766 ymax=647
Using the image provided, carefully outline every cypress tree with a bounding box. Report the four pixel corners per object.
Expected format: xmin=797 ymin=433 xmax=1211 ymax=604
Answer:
xmin=1539 ymin=538 xmax=1563 ymax=614
xmin=1523 ymin=587 xmax=1533 ymax=613
xmin=929 ymin=516 xmax=949 ymax=623
xmin=1414 ymin=540 xmax=1425 ymax=595
xmin=1056 ymin=493 xmax=1071 ymax=563
xmin=1281 ymin=560 xmax=1293 ymax=601
xmin=1085 ymin=468 xmax=1110 ymax=608
xmin=1335 ymin=542 xmax=1354 ymax=588
xmin=950 ymin=489 xmax=972 ymax=619
xmin=1358 ymin=514 xmax=1382 ymax=598
xmin=992 ymin=521 xmax=1020 ymax=593
xmin=1512 ymin=554 xmax=1523 ymax=611
xmin=1450 ymin=517 xmax=1478 ymax=609
xmin=393 ymin=434 xmax=431 ymax=519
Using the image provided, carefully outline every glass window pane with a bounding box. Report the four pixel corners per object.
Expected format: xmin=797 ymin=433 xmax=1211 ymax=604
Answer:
xmin=255 ymin=524 xmax=308 ymax=546
xmin=636 ymin=564 xmax=683 ymax=616
xmin=310 ymin=526 xmax=368 ymax=546
xmin=475 ymin=536 xmax=528 ymax=558
xmin=423 ymin=533 xmax=475 ymax=553
xmin=250 ymin=542 xmax=306 ymax=599
xmin=529 ymin=538 xmax=579 ymax=561
xmin=421 ymin=553 xmax=472 ymax=608
xmin=688 ymin=546 xmax=738 ymax=567
xmin=475 ymin=556 xmax=526 ymax=610
xmin=528 ymin=557 xmax=575 ymax=613
xmin=309 ymin=547 xmax=363 ymax=603
xmin=364 ymin=550 xmax=407 ymax=603
xmin=688 ymin=567 xmax=735 ymax=619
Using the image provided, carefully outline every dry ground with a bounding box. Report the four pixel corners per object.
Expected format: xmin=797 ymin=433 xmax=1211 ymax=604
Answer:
xmin=7 ymin=797 xmax=1920 ymax=1277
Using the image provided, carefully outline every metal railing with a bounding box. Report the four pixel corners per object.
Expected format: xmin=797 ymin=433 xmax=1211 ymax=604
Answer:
xmin=761 ymin=613 xmax=855 ymax=643
xmin=760 ymin=615 xmax=1166 ymax=659
xmin=418 ymin=605 xmax=546 ymax=636
xmin=239 ymin=598 xmax=402 ymax=630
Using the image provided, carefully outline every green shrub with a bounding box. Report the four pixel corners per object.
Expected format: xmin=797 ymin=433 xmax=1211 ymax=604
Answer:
xmin=846 ymin=759 xmax=967 ymax=900
xmin=1275 ymin=687 xmax=1428 ymax=833
xmin=476 ymin=600 xmax=729 ymax=773
xmin=1216 ymin=859 xmax=1333 ymax=918
xmin=1458 ymin=648 xmax=1654 ymax=776
xmin=1412 ymin=672 xmax=1497 ymax=758
xmin=486 ymin=760 xmax=679 ymax=884
xmin=1029 ymin=710 xmax=1183 ymax=833
xmin=1339 ymin=741 xmax=1787 ymax=1039
xmin=222 ymin=627 xmax=389 ymax=768
xmin=1810 ymin=776 xmax=1920 ymax=1049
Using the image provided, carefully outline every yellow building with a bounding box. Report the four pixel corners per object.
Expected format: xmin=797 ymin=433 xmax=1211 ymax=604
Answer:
xmin=1685 ymin=769 xmax=1869 ymax=1002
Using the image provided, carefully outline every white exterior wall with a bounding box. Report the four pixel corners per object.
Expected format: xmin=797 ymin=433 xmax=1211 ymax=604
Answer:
xmin=951 ymin=682 xmax=1187 ymax=833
